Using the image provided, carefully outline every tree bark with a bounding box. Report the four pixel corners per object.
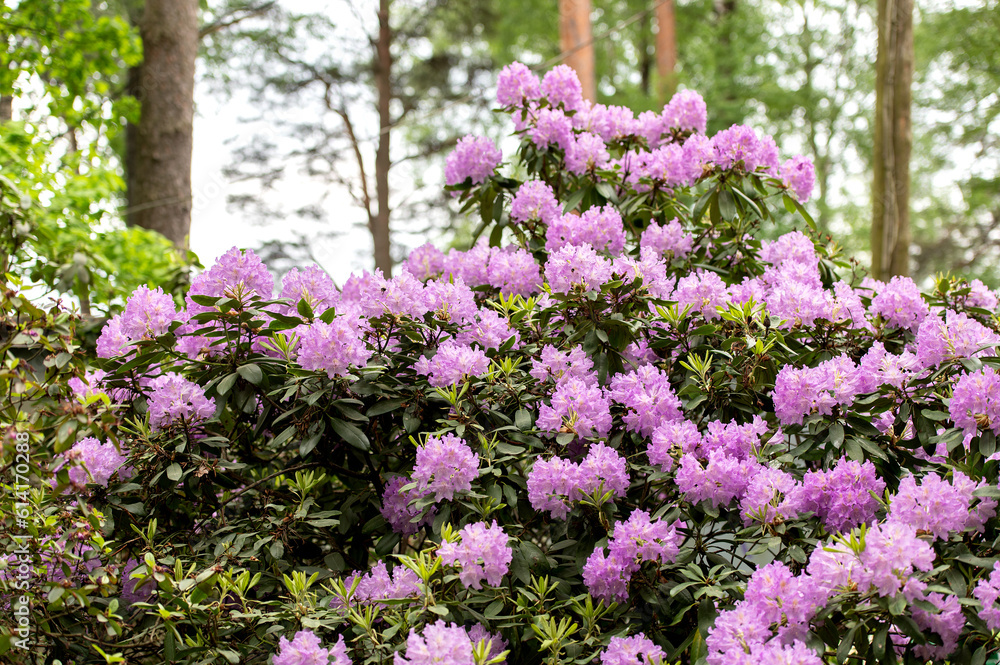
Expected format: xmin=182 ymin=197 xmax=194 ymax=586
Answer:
xmin=0 ymin=96 xmax=11 ymax=122
xmin=655 ymin=0 xmax=678 ymax=103
xmin=559 ymin=0 xmax=596 ymax=103
xmin=127 ymin=0 xmax=198 ymax=249
xmin=871 ymin=0 xmax=913 ymax=279
xmin=373 ymin=0 xmax=393 ymax=276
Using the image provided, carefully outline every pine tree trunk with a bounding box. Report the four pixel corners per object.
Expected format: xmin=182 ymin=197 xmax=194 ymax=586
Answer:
xmin=559 ymin=0 xmax=595 ymax=102
xmin=373 ymin=0 xmax=393 ymax=276
xmin=655 ymin=0 xmax=678 ymax=103
xmin=0 ymin=95 xmax=11 ymax=122
xmin=871 ymin=0 xmax=913 ymax=279
xmin=128 ymin=0 xmax=198 ymax=249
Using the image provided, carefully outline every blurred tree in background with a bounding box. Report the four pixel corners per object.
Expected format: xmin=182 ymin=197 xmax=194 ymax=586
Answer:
xmin=0 ymin=0 xmax=194 ymax=318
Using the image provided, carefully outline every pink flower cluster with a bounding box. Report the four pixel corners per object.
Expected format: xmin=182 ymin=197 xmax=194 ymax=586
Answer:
xmin=54 ymin=437 xmax=130 ymax=488
xmin=707 ymin=562 xmax=825 ymax=665
xmin=527 ymin=443 xmax=629 ymax=519
xmin=438 ymin=521 xmax=512 ymax=590
xmin=601 ymin=633 xmax=665 ymax=665
xmin=607 ymin=365 xmax=683 ymax=437
xmin=414 ymin=341 xmax=490 ymax=387
xmin=445 ymin=135 xmax=502 ymax=187
xmin=147 ymin=372 xmax=216 ymax=431
xmin=536 ymin=375 xmax=613 ymax=438
xmin=340 ymin=560 xmax=421 ymax=608
xmin=583 ymin=510 xmax=684 ymax=603
xmin=297 ymin=315 xmax=371 ymax=379
xmin=411 ymin=433 xmax=480 ymax=503
xmin=394 ymin=621 xmax=491 ymax=665
xmin=273 ymin=630 xmax=350 ymax=665
xmin=545 ymin=205 xmax=626 ymax=255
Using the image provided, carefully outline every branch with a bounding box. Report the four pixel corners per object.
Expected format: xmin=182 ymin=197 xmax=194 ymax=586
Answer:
xmin=198 ymin=2 xmax=276 ymax=39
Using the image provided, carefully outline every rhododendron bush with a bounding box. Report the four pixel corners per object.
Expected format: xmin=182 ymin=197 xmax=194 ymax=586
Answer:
xmin=4 ymin=62 xmax=1000 ymax=664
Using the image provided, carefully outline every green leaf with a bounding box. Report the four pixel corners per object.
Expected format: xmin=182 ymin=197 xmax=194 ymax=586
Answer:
xmin=367 ymin=398 xmax=406 ymax=417
xmin=329 ymin=418 xmax=370 ymax=451
xmin=166 ymin=463 xmax=182 ymax=482
xmin=217 ymin=372 xmax=238 ymax=396
xmin=237 ymin=364 xmax=263 ymax=385
xmin=296 ymin=298 xmax=314 ymax=319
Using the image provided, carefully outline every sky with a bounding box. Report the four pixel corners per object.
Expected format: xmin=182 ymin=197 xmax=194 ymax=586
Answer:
xmin=189 ymin=80 xmax=376 ymax=287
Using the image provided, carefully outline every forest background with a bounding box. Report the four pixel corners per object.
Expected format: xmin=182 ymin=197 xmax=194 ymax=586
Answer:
xmin=1 ymin=0 xmax=998 ymax=315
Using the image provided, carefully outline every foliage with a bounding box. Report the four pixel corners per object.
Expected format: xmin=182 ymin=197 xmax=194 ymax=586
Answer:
xmin=3 ymin=63 xmax=1000 ymax=665
xmin=0 ymin=0 xmax=195 ymax=314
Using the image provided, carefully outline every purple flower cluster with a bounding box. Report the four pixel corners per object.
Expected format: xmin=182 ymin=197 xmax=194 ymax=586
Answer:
xmin=771 ymin=355 xmax=860 ymax=426
xmin=566 ymin=132 xmax=611 ymax=175
xmin=865 ymin=275 xmax=929 ymax=332
xmin=647 ymin=420 xmax=701 ymax=472
xmin=545 ymin=244 xmax=615 ymax=294
xmin=380 ymin=476 xmax=434 ymax=535
xmin=414 ymin=341 xmax=490 ymax=388
xmin=531 ymin=108 xmax=574 ymax=150
xmin=907 ymin=592 xmax=964 ymax=660
xmin=667 ymin=417 xmax=771 ymax=507
xmin=545 ymin=205 xmax=627 ymax=255
xmin=273 ymin=630 xmax=350 ymax=665
xmin=405 ymin=243 xmax=446 ymax=280
xmin=888 ymin=471 xmax=996 ymax=538
xmin=974 ymin=562 xmax=1000 ymax=631
xmin=601 ymin=633 xmax=665 ymax=665
xmin=529 ymin=345 xmax=594 ymax=384
xmin=438 ymin=521 xmax=512 ymax=589
xmin=496 ymin=62 xmax=540 ymax=107
xmin=708 ymin=562 xmax=827 ymax=663
xmin=739 ymin=466 xmax=798 ymax=525
xmin=55 ymin=437 xmax=130 ymax=488
xmin=97 ymin=285 xmax=181 ymax=358
xmin=297 ymin=315 xmax=371 ymax=379
xmin=780 ymin=155 xmax=816 ymax=202
xmin=607 ymin=365 xmax=683 ymax=437
xmin=914 ymin=308 xmax=999 ymax=369
xmin=186 ymin=246 xmax=274 ymax=313
xmin=807 ymin=521 xmax=934 ymax=598
xmin=147 ymin=373 xmax=215 ymax=431
xmin=394 ymin=621 xmax=477 ymax=665
xmin=583 ymin=510 xmax=684 ymax=603
xmin=527 ymin=443 xmax=629 ymax=518
xmin=540 ymin=64 xmax=585 ymax=111
xmin=675 ymin=450 xmax=762 ymax=507
xmin=510 ymin=180 xmax=561 ymax=224
xmin=790 ymin=458 xmax=885 ymax=533
xmin=341 ymin=561 xmax=421 ymax=608
xmin=278 ymin=265 xmax=339 ymax=315
xmin=673 ymin=270 xmax=728 ymax=319
xmin=119 ymin=558 xmax=154 ymax=605
xmin=411 ymin=434 xmax=480 ymax=503
xmin=120 ymin=285 xmax=180 ymax=340
xmin=466 ymin=624 xmax=507 ymax=662
xmin=640 ymin=218 xmax=693 ymax=259
xmin=710 ymin=124 xmax=779 ymax=174
xmin=445 ymin=135 xmax=502 ymax=186
xmin=950 ymin=366 xmax=1000 ymax=440
xmin=537 ymin=376 xmax=613 ymax=438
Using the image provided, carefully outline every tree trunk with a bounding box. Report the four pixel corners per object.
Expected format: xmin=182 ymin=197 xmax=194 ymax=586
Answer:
xmin=373 ymin=0 xmax=393 ymax=276
xmin=871 ymin=0 xmax=913 ymax=280
xmin=655 ymin=0 xmax=678 ymax=103
xmin=559 ymin=0 xmax=595 ymax=103
xmin=127 ymin=0 xmax=198 ymax=249
xmin=0 ymin=96 xmax=11 ymax=122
